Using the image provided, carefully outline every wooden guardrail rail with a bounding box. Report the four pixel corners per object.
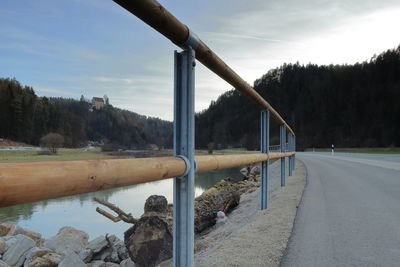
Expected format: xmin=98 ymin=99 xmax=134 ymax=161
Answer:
xmin=0 ymin=152 xmax=294 ymax=208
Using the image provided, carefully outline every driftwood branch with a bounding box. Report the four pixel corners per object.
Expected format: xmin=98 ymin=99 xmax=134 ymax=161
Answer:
xmin=93 ymin=197 xmax=138 ymax=224
xmin=96 ymin=207 xmax=121 ymax=222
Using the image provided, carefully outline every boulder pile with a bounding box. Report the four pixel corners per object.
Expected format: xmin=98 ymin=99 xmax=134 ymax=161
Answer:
xmin=0 ymin=224 xmax=135 ymax=267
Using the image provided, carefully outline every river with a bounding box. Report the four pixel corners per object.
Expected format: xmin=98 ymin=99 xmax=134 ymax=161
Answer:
xmin=0 ymin=166 xmax=243 ymax=239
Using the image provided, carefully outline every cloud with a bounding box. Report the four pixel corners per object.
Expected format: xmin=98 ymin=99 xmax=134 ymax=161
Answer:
xmin=194 ymin=0 xmax=400 ymax=83
xmin=1 ymin=0 xmax=400 ymax=121
xmin=92 ymin=75 xmax=169 ymax=85
xmin=34 ymin=86 xmax=79 ymax=97
xmin=202 ymin=31 xmax=286 ymax=44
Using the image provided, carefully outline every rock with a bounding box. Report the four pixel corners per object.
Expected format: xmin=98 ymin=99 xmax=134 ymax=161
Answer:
xmin=92 ymin=247 xmax=110 ymax=262
xmin=108 ymin=235 xmax=118 ymax=243
xmin=110 ymin=251 xmax=120 ymax=263
xmin=88 ymin=261 xmax=118 ymax=267
xmin=240 ymin=165 xmax=260 ymax=178
xmin=2 ymin=234 xmax=35 ymax=267
xmin=0 ymin=224 xmax=16 ymax=237
xmin=240 ymin=166 xmax=250 ymax=177
xmin=144 ymin=195 xmax=167 ymax=213
xmin=0 ymin=259 xmax=10 ymax=267
xmin=87 ymin=260 xmax=105 ymax=267
xmin=23 ymin=247 xmax=62 ymax=267
xmin=91 ymin=235 xmax=121 ymax=263
xmin=79 ymin=248 xmax=93 ymax=263
xmin=92 ymin=247 xmax=119 ymax=263
xmin=87 ymin=236 xmax=108 ymax=254
xmin=119 ymin=258 xmax=135 ymax=267
xmin=0 ymin=224 xmax=43 ymax=246
xmin=13 ymin=227 xmax=44 ymax=247
xmin=114 ymin=240 xmax=129 ymax=260
xmin=0 ymin=238 xmax=6 ymax=254
xmin=58 ymin=252 xmax=86 ymax=267
xmin=250 ymin=165 xmax=260 ymax=176
xmin=44 ymin=226 xmax=88 ymax=255
xmin=215 ymin=211 xmax=227 ymax=224
xmin=124 ymin=216 xmax=172 ymax=267
xmin=1 ymin=237 xmax=17 ymax=255
xmin=24 ymin=247 xmax=51 ymax=260
xmin=104 ymin=263 xmax=119 ymax=267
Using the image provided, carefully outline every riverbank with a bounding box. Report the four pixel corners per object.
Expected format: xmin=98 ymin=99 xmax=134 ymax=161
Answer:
xmin=0 ymin=166 xmax=244 ymax=239
xmin=0 ymin=159 xmax=305 ymax=266
xmin=193 ymin=159 xmax=306 ymax=267
xmin=155 ymin=160 xmax=307 ymax=267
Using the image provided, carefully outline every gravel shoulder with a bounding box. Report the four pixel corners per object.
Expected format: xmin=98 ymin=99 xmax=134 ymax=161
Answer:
xmin=194 ymin=159 xmax=307 ymax=267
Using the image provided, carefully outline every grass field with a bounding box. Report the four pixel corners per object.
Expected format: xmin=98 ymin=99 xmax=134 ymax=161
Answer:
xmin=0 ymin=148 xmax=117 ymax=163
xmin=304 ymin=147 xmax=400 ymax=154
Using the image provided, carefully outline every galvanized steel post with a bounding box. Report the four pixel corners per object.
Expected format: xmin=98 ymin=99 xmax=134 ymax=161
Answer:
xmin=288 ymin=134 xmax=293 ymax=176
xmin=291 ymin=135 xmax=294 ymax=172
xmin=293 ymin=136 xmax=296 ymax=169
xmin=292 ymin=134 xmax=295 ymax=171
xmin=260 ymin=110 xmax=270 ymax=209
xmin=173 ymin=48 xmax=196 ymax=267
xmin=280 ymin=125 xmax=286 ymax=186
xmin=292 ymin=135 xmax=295 ymax=172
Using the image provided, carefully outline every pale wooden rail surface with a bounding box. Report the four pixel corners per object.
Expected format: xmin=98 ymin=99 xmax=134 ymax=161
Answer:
xmin=0 ymin=152 xmax=294 ymax=208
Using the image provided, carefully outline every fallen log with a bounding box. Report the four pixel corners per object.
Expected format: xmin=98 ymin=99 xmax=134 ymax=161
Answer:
xmin=123 ymin=183 xmax=242 ymax=267
xmin=95 ymin=173 xmax=261 ymax=267
xmin=194 ymin=180 xmax=240 ymax=233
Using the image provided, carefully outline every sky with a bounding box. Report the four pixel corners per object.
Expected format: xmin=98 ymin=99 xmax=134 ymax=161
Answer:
xmin=1 ymin=0 xmax=400 ymax=121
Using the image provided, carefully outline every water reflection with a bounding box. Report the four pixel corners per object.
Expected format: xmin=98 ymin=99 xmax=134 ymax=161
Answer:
xmin=0 ymin=167 xmax=243 ymax=239
xmin=195 ymin=168 xmax=243 ymax=193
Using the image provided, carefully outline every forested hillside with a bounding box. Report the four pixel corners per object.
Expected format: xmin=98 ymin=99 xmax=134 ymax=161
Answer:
xmin=196 ymin=46 xmax=400 ymax=150
xmin=0 ymin=78 xmax=172 ymax=149
xmin=2 ymin=46 xmax=399 ymax=151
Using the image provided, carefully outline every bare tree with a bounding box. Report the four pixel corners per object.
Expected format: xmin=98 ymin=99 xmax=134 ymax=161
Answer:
xmin=104 ymin=94 xmax=109 ymax=105
xmin=40 ymin=133 xmax=64 ymax=154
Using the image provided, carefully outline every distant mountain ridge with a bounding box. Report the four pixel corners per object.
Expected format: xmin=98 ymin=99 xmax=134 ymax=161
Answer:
xmin=0 ymin=78 xmax=173 ymax=149
xmin=195 ymin=46 xmax=400 ymax=150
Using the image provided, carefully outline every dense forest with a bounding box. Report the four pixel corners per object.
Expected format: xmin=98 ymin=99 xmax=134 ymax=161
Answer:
xmin=195 ymin=46 xmax=400 ymax=150
xmin=0 ymin=78 xmax=172 ymax=149
xmin=2 ymin=46 xmax=399 ymax=151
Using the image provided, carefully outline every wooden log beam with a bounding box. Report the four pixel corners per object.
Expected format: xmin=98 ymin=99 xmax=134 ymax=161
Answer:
xmin=0 ymin=152 xmax=294 ymax=208
xmin=0 ymin=157 xmax=185 ymax=208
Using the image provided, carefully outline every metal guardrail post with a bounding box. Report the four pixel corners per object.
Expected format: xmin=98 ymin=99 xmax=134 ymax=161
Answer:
xmin=288 ymin=134 xmax=293 ymax=176
xmin=173 ymin=48 xmax=196 ymax=267
xmin=293 ymin=136 xmax=296 ymax=169
xmin=280 ymin=125 xmax=286 ymax=186
xmin=260 ymin=110 xmax=270 ymax=209
xmin=292 ymin=134 xmax=295 ymax=171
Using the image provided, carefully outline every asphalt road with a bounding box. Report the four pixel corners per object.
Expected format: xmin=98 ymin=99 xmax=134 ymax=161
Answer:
xmin=281 ymin=152 xmax=400 ymax=267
